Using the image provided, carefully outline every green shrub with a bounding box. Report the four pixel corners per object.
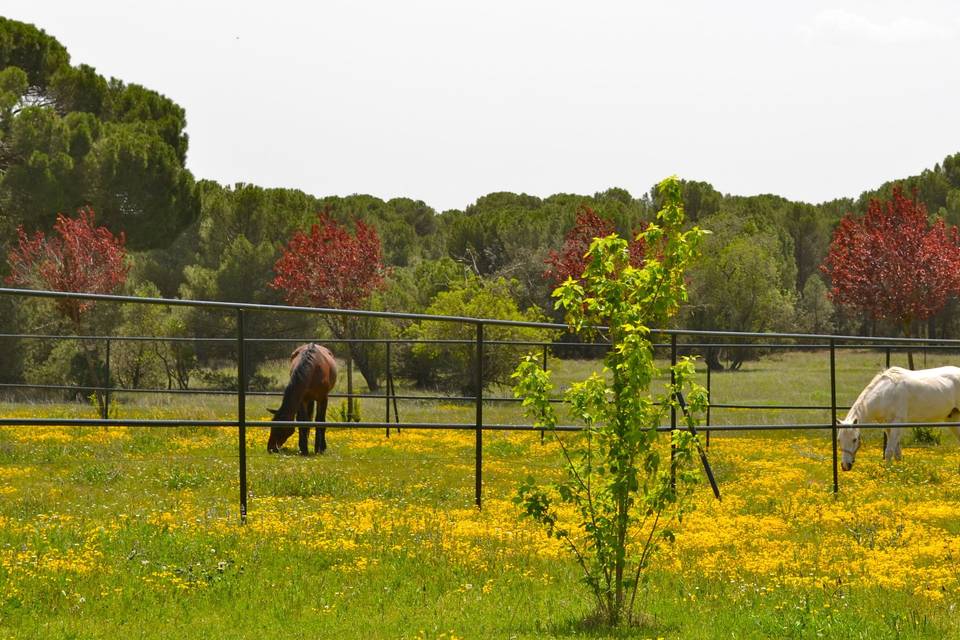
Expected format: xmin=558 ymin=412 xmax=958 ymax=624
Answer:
xmin=402 ymin=276 xmax=551 ymax=394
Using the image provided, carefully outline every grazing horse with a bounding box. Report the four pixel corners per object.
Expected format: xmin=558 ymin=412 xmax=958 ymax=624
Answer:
xmin=267 ymin=343 xmax=338 ymax=455
xmin=837 ymin=366 xmax=960 ymax=470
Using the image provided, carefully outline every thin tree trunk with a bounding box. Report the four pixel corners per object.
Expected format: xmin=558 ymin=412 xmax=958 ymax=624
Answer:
xmin=705 ymin=347 xmax=724 ymax=372
xmin=327 ymin=318 xmax=381 ymax=392
xmin=350 ymin=343 xmax=381 ymax=392
xmin=78 ymin=340 xmax=106 ymax=416
xmin=903 ymin=319 xmax=915 ymax=370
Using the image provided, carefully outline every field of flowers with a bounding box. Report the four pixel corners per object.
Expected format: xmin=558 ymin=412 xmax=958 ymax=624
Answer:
xmin=3 ymin=350 xmax=960 ymax=639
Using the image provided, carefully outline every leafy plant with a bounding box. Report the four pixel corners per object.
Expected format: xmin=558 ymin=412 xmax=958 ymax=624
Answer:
xmin=335 ymin=397 xmax=361 ymax=423
xmin=912 ymin=426 xmax=941 ymax=445
xmin=512 ymin=176 xmax=708 ymax=626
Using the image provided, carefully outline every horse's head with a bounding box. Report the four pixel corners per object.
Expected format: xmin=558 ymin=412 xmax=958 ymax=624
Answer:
xmin=836 ymin=418 xmax=861 ymax=471
xmin=267 ymin=407 xmax=291 ymax=422
xmin=266 ymin=407 xmax=296 ymax=453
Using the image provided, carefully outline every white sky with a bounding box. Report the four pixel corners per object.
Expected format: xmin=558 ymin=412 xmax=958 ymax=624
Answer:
xmin=5 ymin=1 xmax=960 ymax=211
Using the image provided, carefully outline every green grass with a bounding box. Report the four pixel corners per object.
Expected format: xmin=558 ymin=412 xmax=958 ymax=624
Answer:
xmin=2 ymin=348 xmax=960 ymax=638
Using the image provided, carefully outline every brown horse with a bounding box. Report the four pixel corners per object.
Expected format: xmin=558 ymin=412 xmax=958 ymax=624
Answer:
xmin=266 ymin=343 xmax=338 ymax=455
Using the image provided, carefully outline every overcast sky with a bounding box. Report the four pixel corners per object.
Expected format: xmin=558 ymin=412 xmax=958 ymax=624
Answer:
xmin=6 ymin=1 xmax=960 ymax=211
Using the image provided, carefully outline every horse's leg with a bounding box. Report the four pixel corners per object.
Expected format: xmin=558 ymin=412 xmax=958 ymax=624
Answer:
xmin=315 ymin=398 xmax=328 ymax=454
xmin=297 ymin=403 xmax=311 ymax=456
xmin=886 ymin=427 xmax=903 ymax=462
xmin=948 ymin=409 xmax=960 ymax=444
xmin=304 ymin=400 xmax=316 ymax=455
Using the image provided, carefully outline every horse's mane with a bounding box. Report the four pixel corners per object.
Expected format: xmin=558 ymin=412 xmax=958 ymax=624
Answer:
xmin=847 ymin=367 xmax=904 ymax=422
xmin=274 ymin=344 xmax=322 ymax=420
xmin=289 ymin=344 xmax=320 ymax=388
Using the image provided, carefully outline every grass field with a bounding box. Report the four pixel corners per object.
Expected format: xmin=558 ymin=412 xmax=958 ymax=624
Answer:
xmin=3 ymin=348 xmax=960 ymax=638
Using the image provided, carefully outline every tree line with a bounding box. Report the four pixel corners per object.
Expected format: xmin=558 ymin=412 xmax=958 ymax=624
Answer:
xmin=4 ymin=17 xmax=960 ymax=397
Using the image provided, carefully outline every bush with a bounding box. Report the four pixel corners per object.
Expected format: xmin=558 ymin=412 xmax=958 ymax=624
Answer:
xmin=194 ymin=368 xmax=272 ymax=392
xmin=401 ymin=277 xmax=551 ymax=394
xmin=334 ymin=398 xmax=361 ymax=423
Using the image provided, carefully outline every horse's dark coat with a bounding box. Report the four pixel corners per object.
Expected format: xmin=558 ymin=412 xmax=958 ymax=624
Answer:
xmin=267 ymin=343 xmax=337 ymax=455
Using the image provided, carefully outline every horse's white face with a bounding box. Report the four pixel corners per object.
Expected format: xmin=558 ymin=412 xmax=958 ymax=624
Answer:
xmin=837 ymin=420 xmax=861 ymax=471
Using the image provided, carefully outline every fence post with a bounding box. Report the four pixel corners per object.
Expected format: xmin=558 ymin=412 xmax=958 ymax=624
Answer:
xmin=346 ymin=356 xmax=354 ymax=422
xmin=670 ymin=334 xmax=677 ymax=490
xmin=103 ymin=338 xmax=111 ymax=420
xmin=830 ymin=338 xmax=838 ymax=494
xmin=475 ymin=322 xmax=484 ymax=509
xmin=385 ymin=341 xmax=391 ymax=437
xmin=885 ymin=346 xmax=891 ymax=369
xmin=540 ymin=344 xmax=547 ymax=444
xmin=237 ymin=309 xmax=248 ymax=523
xmin=391 ymin=368 xmax=400 ymax=430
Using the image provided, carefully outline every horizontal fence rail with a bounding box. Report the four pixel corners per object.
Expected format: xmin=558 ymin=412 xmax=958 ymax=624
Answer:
xmin=4 ymin=286 xmax=960 ymax=518
xmin=4 ymin=418 xmax=960 ymax=432
xmin=6 ymin=286 xmax=960 ymax=343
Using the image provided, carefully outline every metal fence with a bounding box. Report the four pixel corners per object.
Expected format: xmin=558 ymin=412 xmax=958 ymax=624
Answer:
xmin=4 ymin=286 xmax=960 ymax=521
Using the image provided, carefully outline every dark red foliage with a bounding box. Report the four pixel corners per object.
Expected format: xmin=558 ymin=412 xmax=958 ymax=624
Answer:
xmin=271 ymin=214 xmax=386 ymax=310
xmin=821 ymin=186 xmax=960 ymax=328
xmin=5 ymin=207 xmax=129 ymax=323
xmin=544 ymin=206 xmax=645 ymax=287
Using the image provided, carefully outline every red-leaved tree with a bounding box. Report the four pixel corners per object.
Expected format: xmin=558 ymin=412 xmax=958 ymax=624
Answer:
xmin=271 ymin=214 xmax=387 ymax=389
xmin=544 ymin=206 xmax=645 ymax=288
xmin=821 ymin=186 xmax=960 ymax=367
xmin=6 ymin=207 xmax=129 ymax=413
xmin=6 ymin=207 xmax=129 ymax=322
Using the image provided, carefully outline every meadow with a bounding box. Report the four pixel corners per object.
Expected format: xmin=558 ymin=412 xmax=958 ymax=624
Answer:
xmin=2 ymin=348 xmax=960 ymax=639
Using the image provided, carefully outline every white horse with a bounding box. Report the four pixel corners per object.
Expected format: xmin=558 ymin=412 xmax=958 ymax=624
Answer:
xmin=837 ymin=366 xmax=960 ymax=470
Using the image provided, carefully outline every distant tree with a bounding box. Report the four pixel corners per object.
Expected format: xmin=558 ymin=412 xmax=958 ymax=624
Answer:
xmin=822 ymin=186 xmax=960 ymax=368
xmin=271 ymin=214 xmax=387 ymax=390
xmin=650 ymin=179 xmax=720 ymax=222
xmin=180 ymin=233 xmax=292 ymax=373
xmin=6 ymin=207 xmax=128 ymax=317
xmin=82 ymin=124 xmax=198 ymax=248
xmin=783 ymin=202 xmax=831 ymax=291
xmin=797 ymin=274 xmax=835 ymax=335
xmin=684 ymin=210 xmax=797 ymax=370
xmin=0 ymin=18 xmax=198 ymax=252
xmin=544 ymin=206 xmax=645 ymax=288
xmin=177 ymin=182 xmax=324 ymax=374
xmin=404 ymin=276 xmax=548 ymax=393
xmin=0 ymin=17 xmax=68 ymax=96
xmin=5 ymin=206 xmax=128 ymax=413
xmin=110 ymin=281 xmax=196 ymax=391
xmin=312 ymin=194 xmax=440 ymax=267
